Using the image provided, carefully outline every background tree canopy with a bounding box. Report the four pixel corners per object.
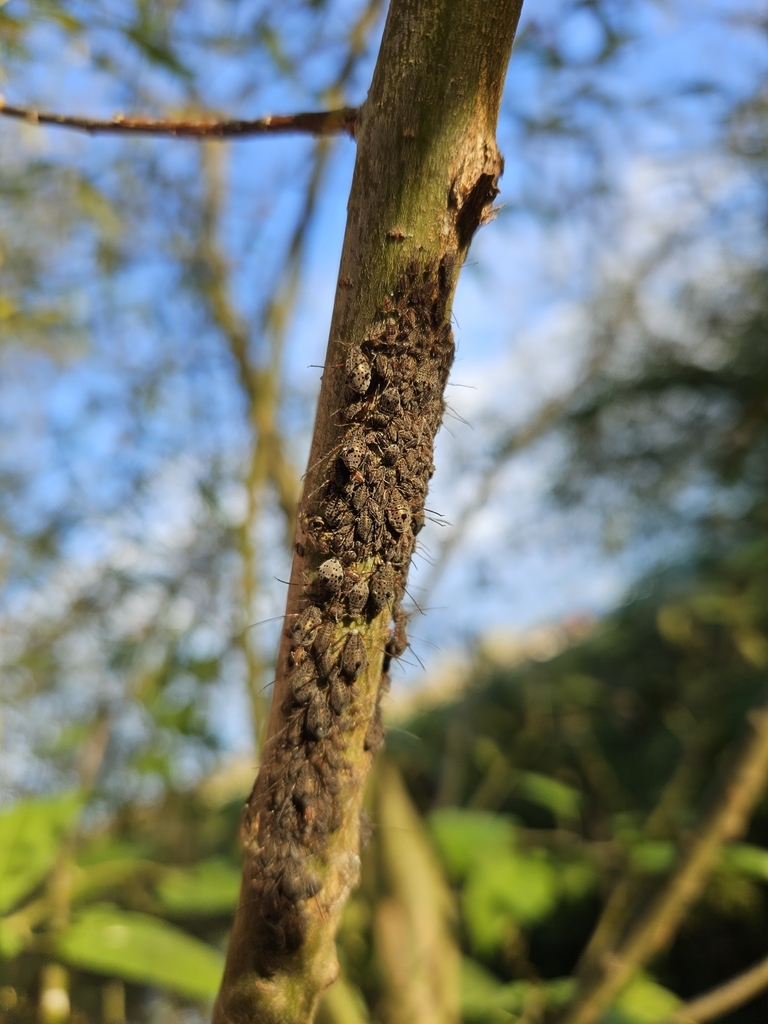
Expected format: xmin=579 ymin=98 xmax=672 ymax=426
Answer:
xmin=2 ymin=0 xmax=768 ymax=1022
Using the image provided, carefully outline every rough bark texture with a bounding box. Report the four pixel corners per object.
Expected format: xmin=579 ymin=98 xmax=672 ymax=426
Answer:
xmin=213 ymin=2 xmax=524 ymax=1021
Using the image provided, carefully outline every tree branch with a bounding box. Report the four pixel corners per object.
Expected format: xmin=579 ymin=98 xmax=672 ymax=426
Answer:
xmin=212 ymin=0 xmax=525 ymax=1020
xmin=669 ymin=952 xmax=768 ymax=1023
xmin=555 ymin=705 xmax=768 ymax=1024
xmin=0 ymin=98 xmax=358 ymax=139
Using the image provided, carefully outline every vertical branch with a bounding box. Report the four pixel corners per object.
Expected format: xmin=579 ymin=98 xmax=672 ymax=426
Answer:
xmin=196 ymin=0 xmax=386 ymax=750
xmin=372 ymin=759 xmax=460 ymax=1024
xmin=213 ymin=1 xmax=525 ymax=1022
xmin=197 ymin=143 xmax=276 ymax=746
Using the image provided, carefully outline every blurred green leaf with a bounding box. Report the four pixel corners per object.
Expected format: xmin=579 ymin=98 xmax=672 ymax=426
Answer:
xmin=125 ymin=24 xmax=191 ymax=79
xmin=57 ymin=905 xmax=223 ymax=1000
xmin=428 ymin=809 xmax=516 ymax=882
xmin=76 ymin=838 xmax=153 ymax=867
xmin=461 ymin=959 xmax=576 ymax=1022
xmin=515 ymin=772 xmax=582 ymax=822
xmin=157 ymin=857 xmax=241 ymax=915
xmin=460 ymin=957 xmax=529 ymax=1020
xmin=629 ymin=841 xmax=676 ymax=875
xmin=0 ymin=918 xmax=25 ymax=959
xmin=557 ymin=858 xmax=600 ymax=900
xmin=601 ymin=974 xmax=680 ymax=1024
xmin=0 ymin=791 xmax=81 ymax=914
xmin=720 ymin=842 xmax=768 ymax=881
xmin=75 ymin=180 xmax=122 ymax=238
xmin=258 ymin=25 xmax=294 ymax=76
xmin=462 ymin=852 xmax=558 ymax=956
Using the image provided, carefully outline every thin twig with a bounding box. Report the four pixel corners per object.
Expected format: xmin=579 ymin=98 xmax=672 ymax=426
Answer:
xmin=574 ymin=733 xmax=713 ymax=980
xmin=0 ymin=98 xmax=358 ymax=139
xmin=669 ymin=952 xmax=768 ymax=1023
xmin=556 ymin=705 xmax=768 ymax=1024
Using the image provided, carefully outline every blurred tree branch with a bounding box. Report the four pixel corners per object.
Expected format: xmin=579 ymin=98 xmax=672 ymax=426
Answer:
xmin=555 ymin=705 xmax=768 ymax=1024
xmin=669 ymin=951 xmax=768 ymax=1022
xmin=0 ymin=99 xmax=357 ymax=139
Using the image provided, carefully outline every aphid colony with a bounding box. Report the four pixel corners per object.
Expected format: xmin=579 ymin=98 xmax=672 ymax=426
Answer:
xmin=241 ymin=256 xmax=456 ymax=968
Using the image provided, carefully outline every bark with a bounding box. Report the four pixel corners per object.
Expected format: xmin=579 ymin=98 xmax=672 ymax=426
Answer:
xmin=213 ymin=2 xmax=524 ymax=1021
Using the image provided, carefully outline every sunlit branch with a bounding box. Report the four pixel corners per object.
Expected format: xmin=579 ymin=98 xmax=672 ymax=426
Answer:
xmin=0 ymin=98 xmax=358 ymax=139
xmin=556 ymin=705 xmax=768 ymax=1024
xmin=669 ymin=952 xmax=768 ymax=1023
xmin=575 ymin=731 xmax=713 ymax=980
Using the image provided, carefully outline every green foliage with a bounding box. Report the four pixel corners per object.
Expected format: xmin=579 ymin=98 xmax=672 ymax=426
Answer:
xmin=428 ymin=810 xmax=517 ymax=882
xmin=462 ymin=852 xmax=559 ymax=956
xmin=337 ymin=541 xmax=768 ymax=1020
xmin=601 ymin=976 xmax=680 ymax=1024
xmin=0 ymin=792 xmax=81 ymax=914
xmin=56 ymin=905 xmax=223 ymax=1000
xmin=460 ymin=959 xmax=576 ymax=1023
xmin=156 ymin=857 xmax=241 ymax=915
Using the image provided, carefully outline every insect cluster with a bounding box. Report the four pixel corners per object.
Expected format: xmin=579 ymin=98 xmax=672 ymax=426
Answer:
xmin=242 ymin=255 xmax=456 ymax=968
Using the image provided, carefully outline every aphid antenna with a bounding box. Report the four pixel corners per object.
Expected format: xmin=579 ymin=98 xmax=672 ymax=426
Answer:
xmin=407 ymin=632 xmax=442 ymax=652
xmin=241 ymin=614 xmax=286 ymax=635
xmin=274 ymin=576 xmax=303 ymax=587
xmin=446 ymin=381 xmax=477 ymax=390
xmin=424 ymin=506 xmax=445 ymax=517
xmin=256 ymin=675 xmax=278 ymax=697
xmin=444 ymin=405 xmax=472 ymax=428
xmin=399 ymin=649 xmax=427 ymax=672
xmin=403 ymin=584 xmax=425 ymax=616
xmin=301 ymin=432 xmax=365 ymax=485
xmin=300 ymin=448 xmax=337 ymax=484
xmin=412 ymin=548 xmax=436 ymax=568
xmin=386 ymin=725 xmax=425 ymax=744
xmin=372 ymin=822 xmax=421 ymax=837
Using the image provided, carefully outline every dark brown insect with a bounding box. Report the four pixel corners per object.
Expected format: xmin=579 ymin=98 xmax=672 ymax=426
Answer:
xmin=341 ymin=630 xmax=368 ymax=681
xmin=382 ymin=444 xmax=400 ymax=467
xmin=364 ymin=701 xmax=386 ymax=753
xmin=330 ymin=522 xmax=355 ymax=554
xmin=290 ymin=660 xmax=319 ymax=706
xmin=329 ymin=674 xmax=352 ymax=715
xmin=312 ymin=620 xmax=335 ymax=659
xmin=350 ymin=483 xmax=369 ymax=512
xmin=345 ymin=351 xmax=372 ymax=394
xmin=316 ymin=557 xmax=344 ymax=596
xmin=369 ymin=564 xmax=396 ymax=614
xmin=386 ymin=604 xmax=409 ymax=658
xmin=356 ymin=508 xmax=374 ymax=544
xmin=323 ymin=495 xmax=352 ymax=530
xmin=339 ymin=438 xmax=367 ymax=474
xmin=306 ymin=695 xmax=332 ymax=740
xmin=287 ymin=605 xmax=323 ymax=647
xmin=281 ymin=858 xmax=323 ymax=903
xmin=386 ymin=500 xmax=412 ymax=535
xmin=377 ymin=387 xmax=402 ymax=418
xmin=293 ymin=763 xmax=319 ymax=810
xmin=346 ymin=578 xmax=369 ymax=617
